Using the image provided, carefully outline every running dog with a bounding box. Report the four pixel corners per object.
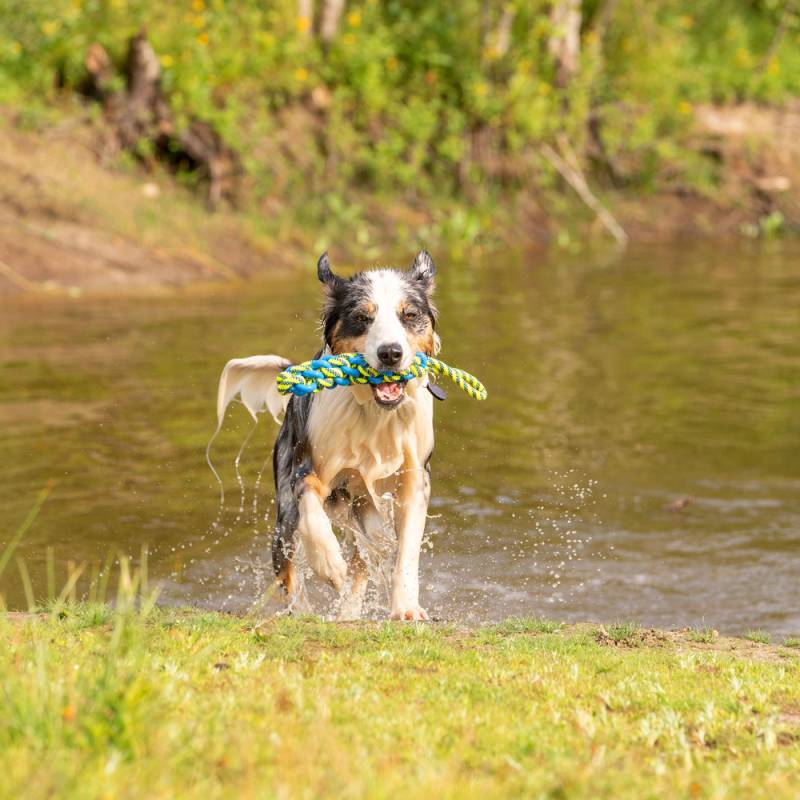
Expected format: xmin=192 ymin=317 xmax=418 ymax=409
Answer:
xmin=216 ymin=250 xmax=439 ymax=620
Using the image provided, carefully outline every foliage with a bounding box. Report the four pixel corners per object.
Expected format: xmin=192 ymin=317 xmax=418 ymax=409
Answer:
xmin=1 ymin=607 xmax=799 ymax=798
xmin=1 ymin=0 xmax=799 ymax=230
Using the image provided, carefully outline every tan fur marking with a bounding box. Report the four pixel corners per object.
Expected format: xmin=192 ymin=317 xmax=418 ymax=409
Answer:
xmin=302 ymin=473 xmax=326 ymax=499
xmin=329 ymin=320 xmax=366 ymax=356
xmin=411 ymin=327 xmax=435 ymax=356
xmin=276 ymin=560 xmax=296 ymax=594
xmin=397 ymin=301 xmax=435 ymax=355
xmin=349 ymin=549 xmax=369 ymax=593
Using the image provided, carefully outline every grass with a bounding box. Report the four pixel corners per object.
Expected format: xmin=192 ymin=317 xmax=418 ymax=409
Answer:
xmin=785 ymin=636 xmax=800 ymax=649
xmin=1 ymin=605 xmax=799 ymax=800
xmin=745 ymin=629 xmax=772 ymax=644
xmin=599 ymin=621 xmax=642 ymax=645
xmin=687 ymin=627 xmax=719 ymax=644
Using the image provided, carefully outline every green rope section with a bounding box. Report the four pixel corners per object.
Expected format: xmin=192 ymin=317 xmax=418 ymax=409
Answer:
xmin=276 ymin=352 xmax=487 ymax=401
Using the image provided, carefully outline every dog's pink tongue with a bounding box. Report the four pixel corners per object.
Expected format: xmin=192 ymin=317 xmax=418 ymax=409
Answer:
xmin=375 ymin=382 xmax=402 ymax=402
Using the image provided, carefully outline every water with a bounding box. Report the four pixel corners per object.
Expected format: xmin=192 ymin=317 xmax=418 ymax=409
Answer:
xmin=1 ymin=242 xmax=798 ymax=633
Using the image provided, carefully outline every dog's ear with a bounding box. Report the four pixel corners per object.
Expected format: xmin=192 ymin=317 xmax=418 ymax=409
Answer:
xmin=317 ymin=252 xmax=341 ymax=290
xmin=409 ymin=250 xmax=436 ymax=290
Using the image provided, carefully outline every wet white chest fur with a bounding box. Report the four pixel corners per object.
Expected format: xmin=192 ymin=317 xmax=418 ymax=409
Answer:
xmin=307 ymin=378 xmax=434 ymax=498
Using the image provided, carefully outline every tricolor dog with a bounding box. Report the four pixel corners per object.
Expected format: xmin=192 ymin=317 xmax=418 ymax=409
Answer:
xmin=216 ymin=250 xmax=439 ymax=620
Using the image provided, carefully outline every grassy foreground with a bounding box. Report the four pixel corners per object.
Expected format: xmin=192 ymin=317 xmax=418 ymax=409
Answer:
xmin=2 ymin=607 xmax=799 ymax=799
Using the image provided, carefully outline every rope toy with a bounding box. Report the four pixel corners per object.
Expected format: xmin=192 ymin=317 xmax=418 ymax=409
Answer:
xmin=276 ymin=352 xmax=487 ymax=401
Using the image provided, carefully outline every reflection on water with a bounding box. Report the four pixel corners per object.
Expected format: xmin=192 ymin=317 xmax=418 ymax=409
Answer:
xmin=1 ymin=242 xmax=799 ymax=633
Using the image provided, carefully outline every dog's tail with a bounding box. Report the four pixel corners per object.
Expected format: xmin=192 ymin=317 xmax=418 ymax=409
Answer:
xmin=206 ymin=354 xmax=292 ymax=499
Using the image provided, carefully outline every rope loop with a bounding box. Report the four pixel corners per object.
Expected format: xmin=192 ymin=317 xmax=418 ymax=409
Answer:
xmin=276 ymin=352 xmax=486 ymax=400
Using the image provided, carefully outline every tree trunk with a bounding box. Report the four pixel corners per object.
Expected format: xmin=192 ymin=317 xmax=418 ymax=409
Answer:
xmin=320 ymin=0 xmax=346 ymax=44
xmin=82 ymin=33 xmax=238 ymax=208
xmin=494 ymin=6 xmax=515 ymax=58
xmin=549 ymin=0 xmax=582 ymax=87
xmin=297 ymin=0 xmax=313 ymax=36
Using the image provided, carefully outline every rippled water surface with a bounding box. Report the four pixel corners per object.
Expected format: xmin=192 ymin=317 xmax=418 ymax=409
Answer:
xmin=1 ymin=242 xmax=798 ymax=632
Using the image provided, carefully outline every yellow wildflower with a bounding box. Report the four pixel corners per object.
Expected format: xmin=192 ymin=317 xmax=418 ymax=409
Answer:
xmin=160 ymin=54 xmax=174 ymax=68
xmin=347 ymin=10 xmax=361 ymax=28
xmin=767 ymin=58 xmax=780 ymax=76
xmin=41 ymin=20 xmax=60 ymax=36
xmin=474 ymin=82 xmax=488 ymax=98
xmin=296 ymin=15 xmax=311 ymax=34
xmin=678 ymin=15 xmax=694 ymax=29
xmin=192 ymin=0 xmax=205 ymax=10
xmin=538 ymin=82 xmax=551 ymax=96
xmin=196 ymin=32 xmax=209 ymax=46
xmin=295 ymin=67 xmax=309 ymax=82
xmin=9 ymin=41 xmax=22 ymax=56
xmin=678 ymin=101 xmax=692 ymax=116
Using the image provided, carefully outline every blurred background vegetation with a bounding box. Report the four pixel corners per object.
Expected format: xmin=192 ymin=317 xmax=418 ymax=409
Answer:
xmin=1 ymin=0 xmax=799 ymax=264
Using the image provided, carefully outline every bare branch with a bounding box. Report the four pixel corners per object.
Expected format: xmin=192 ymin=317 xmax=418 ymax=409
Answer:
xmin=541 ymin=137 xmax=628 ymax=246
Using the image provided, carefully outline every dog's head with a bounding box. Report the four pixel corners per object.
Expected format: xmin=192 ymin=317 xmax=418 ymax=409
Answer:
xmin=317 ymin=251 xmax=439 ymax=409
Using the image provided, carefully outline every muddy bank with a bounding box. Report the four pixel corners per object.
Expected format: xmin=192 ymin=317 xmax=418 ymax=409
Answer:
xmin=0 ymin=121 xmax=276 ymax=294
xmin=1 ymin=102 xmax=798 ymax=294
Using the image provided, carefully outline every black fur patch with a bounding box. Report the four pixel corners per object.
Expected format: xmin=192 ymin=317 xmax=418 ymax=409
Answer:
xmin=271 ymin=381 xmax=315 ymax=576
xmin=322 ymin=272 xmax=373 ymax=347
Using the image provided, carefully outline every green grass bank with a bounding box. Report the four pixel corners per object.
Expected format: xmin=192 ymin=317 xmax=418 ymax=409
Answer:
xmin=2 ymin=606 xmax=799 ymax=799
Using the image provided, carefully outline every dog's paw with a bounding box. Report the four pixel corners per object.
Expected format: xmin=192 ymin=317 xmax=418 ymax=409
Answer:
xmin=390 ymin=605 xmax=429 ymax=622
xmin=307 ymin=548 xmax=347 ymax=594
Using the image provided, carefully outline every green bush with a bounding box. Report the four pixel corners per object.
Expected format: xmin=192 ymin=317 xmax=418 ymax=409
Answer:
xmin=1 ymin=0 xmax=798 ymax=214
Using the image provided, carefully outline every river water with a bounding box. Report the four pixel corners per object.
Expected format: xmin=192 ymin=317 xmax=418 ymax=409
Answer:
xmin=1 ymin=242 xmax=798 ymax=633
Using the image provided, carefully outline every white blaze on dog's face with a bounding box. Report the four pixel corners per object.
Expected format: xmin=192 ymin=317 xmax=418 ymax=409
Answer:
xmin=318 ymin=251 xmax=438 ymax=409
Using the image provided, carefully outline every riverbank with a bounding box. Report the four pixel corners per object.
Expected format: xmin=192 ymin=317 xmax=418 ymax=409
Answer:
xmin=2 ymin=607 xmax=798 ymax=798
xmin=4 ymin=2 xmax=800 ymax=294
xmin=2 ymin=103 xmax=798 ymax=296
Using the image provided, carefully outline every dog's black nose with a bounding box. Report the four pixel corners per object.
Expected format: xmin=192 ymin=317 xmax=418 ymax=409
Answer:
xmin=377 ymin=343 xmax=403 ymax=367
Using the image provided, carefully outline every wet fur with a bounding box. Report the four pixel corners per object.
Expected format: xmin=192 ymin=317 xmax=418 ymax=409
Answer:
xmin=272 ymin=251 xmax=438 ymax=619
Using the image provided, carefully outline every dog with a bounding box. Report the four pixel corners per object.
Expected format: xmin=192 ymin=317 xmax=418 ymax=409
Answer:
xmin=215 ymin=250 xmax=439 ymax=620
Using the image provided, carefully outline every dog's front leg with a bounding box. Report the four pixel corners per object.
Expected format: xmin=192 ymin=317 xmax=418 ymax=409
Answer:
xmin=391 ymin=463 xmax=431 ymax=621
xmin=297 ymin=474 xmax=347 ymax=593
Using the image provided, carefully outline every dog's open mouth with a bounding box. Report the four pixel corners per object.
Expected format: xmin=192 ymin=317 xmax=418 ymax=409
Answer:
xmin=372 ymin=381 xmax=406 ymax=408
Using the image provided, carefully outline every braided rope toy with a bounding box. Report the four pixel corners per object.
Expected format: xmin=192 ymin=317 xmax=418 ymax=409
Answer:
xmin=276 ymin=352 xmax=487 ymax=401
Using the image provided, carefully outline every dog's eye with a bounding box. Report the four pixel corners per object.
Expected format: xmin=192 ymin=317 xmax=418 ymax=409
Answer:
xmin=354 ymin=313 xmax=373 ymax=326
xmin=403 ymin=309 xmax=419 ymax=322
